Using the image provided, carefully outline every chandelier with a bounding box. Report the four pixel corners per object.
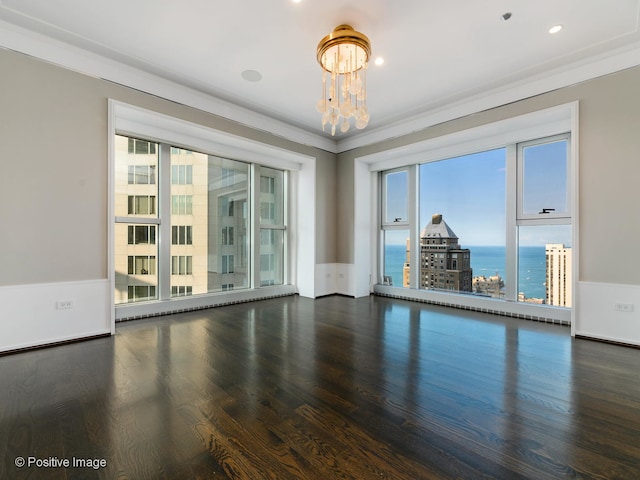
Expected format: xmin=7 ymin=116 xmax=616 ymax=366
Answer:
xmin=316 ymin=24 xmax=371 ymax=135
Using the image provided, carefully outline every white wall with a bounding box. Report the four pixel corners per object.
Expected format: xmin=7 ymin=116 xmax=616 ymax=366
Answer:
xmin=0 ymin=280 xmax=111 ymax=353
xmin=576 ymin=282 xmax=640 ymax=346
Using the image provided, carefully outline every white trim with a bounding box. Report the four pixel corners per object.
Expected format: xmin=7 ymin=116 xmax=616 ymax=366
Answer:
xmin=115 ymin=285 xmax=296 ymax=321
xmin=359 ymin=103 xmax=574 ymax=172
xmin=113 ymin=101 xmax=312 ymax=171
xmin=570 ymin=103 xmax=580 ymax=337
xmin=374 ymin=285 xmax=572 ymax=324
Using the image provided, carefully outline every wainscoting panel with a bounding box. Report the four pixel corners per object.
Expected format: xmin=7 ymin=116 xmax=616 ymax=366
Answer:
xmin=315 ymin=264 xmax=356 ymax=297
xmin=576 ymin=281 xmax=640 ymax=346
xmin=0 ymin=279 xmax=111 ymax=353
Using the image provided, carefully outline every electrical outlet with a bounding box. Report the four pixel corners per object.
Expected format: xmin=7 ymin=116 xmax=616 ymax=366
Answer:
xmin=614 ymin=303 xmax=634 ymax=313
xmin=56 ymin=300 xmax=73 ymax=310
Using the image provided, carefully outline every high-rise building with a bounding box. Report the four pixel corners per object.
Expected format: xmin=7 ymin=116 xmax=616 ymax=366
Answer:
xmin=546 ymin=243 xmax=572 ymax=307
xmin=404 ymin=214 xmax=472 ymax=291
xmin=403 ymin=238 xmax=411 ymax=287
xmin=114 ymin=136 xmax=284 ymax=304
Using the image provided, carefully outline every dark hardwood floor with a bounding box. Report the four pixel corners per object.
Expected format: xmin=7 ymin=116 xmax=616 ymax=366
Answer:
xmin=1 ymin=295 xmax=640 ymax=479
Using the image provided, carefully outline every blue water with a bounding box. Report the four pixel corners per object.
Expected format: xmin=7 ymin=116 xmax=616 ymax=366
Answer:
xmin=384 ymin=245 xmax=546 ymax=299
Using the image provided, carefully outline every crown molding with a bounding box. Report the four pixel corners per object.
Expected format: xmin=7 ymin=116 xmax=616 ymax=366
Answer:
xmin=0 ymin=18 xmax=338 ymax=153
xmin=336 ymin=41 xmax=640 ymax=153
xmin=3 ymin=15 xmax=640 ymax=156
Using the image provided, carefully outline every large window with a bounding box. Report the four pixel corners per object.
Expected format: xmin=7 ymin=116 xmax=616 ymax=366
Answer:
xmin=259 ymin=168 xmax=286 ymax=287
xmin=114 ymin=134 xmax=287 ymax=305
xmin=380 ymin=133 xmax=571 ymax=310
xmin=517 ymin=135 xmax=571 ymax=306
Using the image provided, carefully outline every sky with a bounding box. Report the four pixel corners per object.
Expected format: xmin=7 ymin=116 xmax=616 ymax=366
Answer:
xmin=385 ymin=140 xmax=572 ymax=247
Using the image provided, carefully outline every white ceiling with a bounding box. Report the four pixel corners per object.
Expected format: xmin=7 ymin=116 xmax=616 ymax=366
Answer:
xmin=1 ymin=0 xmax=640 ymax=150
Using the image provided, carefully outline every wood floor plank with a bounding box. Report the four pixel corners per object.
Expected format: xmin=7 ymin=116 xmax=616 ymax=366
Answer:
xmin=2 ymin=295 xmax=640 ymax=478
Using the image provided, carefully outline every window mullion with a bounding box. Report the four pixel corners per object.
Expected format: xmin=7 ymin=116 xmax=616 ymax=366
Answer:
xmin=251 ymin=164 xmax=260 ymax=289
xmin=283 ymin=170 xmax=289 ymax=285
xmin=408 ymin=165 xmax=419 ymax=289
xmin=158 ymin=143 xmax=172 ymax=301
xmin=505 ymin=143 xmax=518 ymax=301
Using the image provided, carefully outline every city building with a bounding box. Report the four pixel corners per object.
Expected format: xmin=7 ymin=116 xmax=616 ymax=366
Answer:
xmin=546 ymin=243 xmax=573 ymax=307
xmin=408 ymin=214 xmax=473 ymax=292
xmin=402 ymin=238 xmax=410 ymax=287
xmin=473 ymin=274 xmax=505 ymax=298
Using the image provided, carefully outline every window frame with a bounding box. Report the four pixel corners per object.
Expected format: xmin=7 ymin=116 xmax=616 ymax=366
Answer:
xmin=110 ymin=100 xmax=312 ymax=322
xmin=355 ymin=102 xmax=578 ymax=328
xmin=516 ymin=134 xmax=571 ymax=223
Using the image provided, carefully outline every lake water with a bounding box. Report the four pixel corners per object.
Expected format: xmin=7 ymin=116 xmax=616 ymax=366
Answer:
xmin=384 ymin=245 xmax=546 ymax=299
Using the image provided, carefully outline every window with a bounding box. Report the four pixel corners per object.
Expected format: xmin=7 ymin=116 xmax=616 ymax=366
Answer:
xmin=383 ymin=170 xmax=409 ymax=225
xmin=128 ymin=165 xmax=156 ymax=184
xmin=519 ymin=136 xmax=569 ymax=219
xmin=516 ymin=134 xmax=572 ymax=306
xmin=171 ymin=165 xmax=193 ymax=185
xmin=128 ymin=256 xmax=156 ymax=275
xmin=128 ymin=286 xmax=156 ymax=302
xmin=171 ymin=286 xmax=192 ymax=297
xmin=221 ymin=255 xmax=234 ymax=274
xmin=222 ymin=226 xmax=234 ymax=246
xmin=259 ymin=168 xmax=285 ymax=286
xmin=128 ymin=225 xmax=156 ymax=245
xmin=172 ymin=225 xmax=192 ymax=245
xmin=171 ymin=256 xmax=193 ymax=275
xmin=128 ymin=195 xmax=156 ymax=215
xmin=114 ymin=131 xmax=288 ymax=308
xmin=379 ymin=133 xmax=571 ymax=311
xmin=260 ymin=202 xmax=275 ymax=222
xmin=171 ymin=195 xmax=193 ymax=215
xmin=128 ymin=138 xmax=156 ymax=155
xmin=260 ymin=175 xmax=275 ymax=194
xmin=418 ymin=149 xmax=505 ymax=296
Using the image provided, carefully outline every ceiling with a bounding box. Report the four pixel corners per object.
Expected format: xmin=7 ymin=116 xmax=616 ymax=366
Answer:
xmin=1 ymin=0 xmax=640 ymax=150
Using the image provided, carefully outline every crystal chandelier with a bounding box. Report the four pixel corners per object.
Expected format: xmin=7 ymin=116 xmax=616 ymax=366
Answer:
xmin=316 ymin=24 xmax=371 ymax=135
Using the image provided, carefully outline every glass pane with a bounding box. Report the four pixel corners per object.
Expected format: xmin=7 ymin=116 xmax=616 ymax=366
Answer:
xmin=419 ymin=149 xmax=506 ymax=295
xmin=203 ymin=155 xmax=250 ymax=293
xmin=259 ymin=168 xmax=284 ymax=226
xmin=170 ymin=147 xmax=208 ymax=297
xmin=114 ymin=223 xmax=158 ymax=304
xmin=115 ymin=134 xmax=159 ymax=305
xmin=518 ymin=225 xmax=572 ymax=307
xmin=384 ymin=170 xmax=408 ymax=224
xmin=521 ymin=139 xmax=568 ymax=216
xmin=115 ymin=135 xmax=158 ymax=218
xmin=383 ymin=230 xmax=410 ymax=288
xmin=259 ymin=229 xmax=284 ymax=286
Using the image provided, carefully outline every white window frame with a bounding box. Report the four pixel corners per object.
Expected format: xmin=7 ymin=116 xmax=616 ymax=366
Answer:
xmin=516 ymin=134 xmax=572 ymax=222
xmin=355 ymin=103 xmax=579 ymax=331
xmin=108 ymin=100 xmax=317 ymax=322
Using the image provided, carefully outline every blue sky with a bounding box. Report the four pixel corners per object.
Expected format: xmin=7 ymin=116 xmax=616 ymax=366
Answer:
xmin=385 ymin=141 xmax=571 ymax=247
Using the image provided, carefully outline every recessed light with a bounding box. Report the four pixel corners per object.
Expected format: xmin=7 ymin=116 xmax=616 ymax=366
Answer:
xmin=374 ymin=57 xmax=384 ymax=66
xmin=241 ymin=70 xmax=262 ymax=82
xmin=549 ymin=24 xmax=563 ymax=34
